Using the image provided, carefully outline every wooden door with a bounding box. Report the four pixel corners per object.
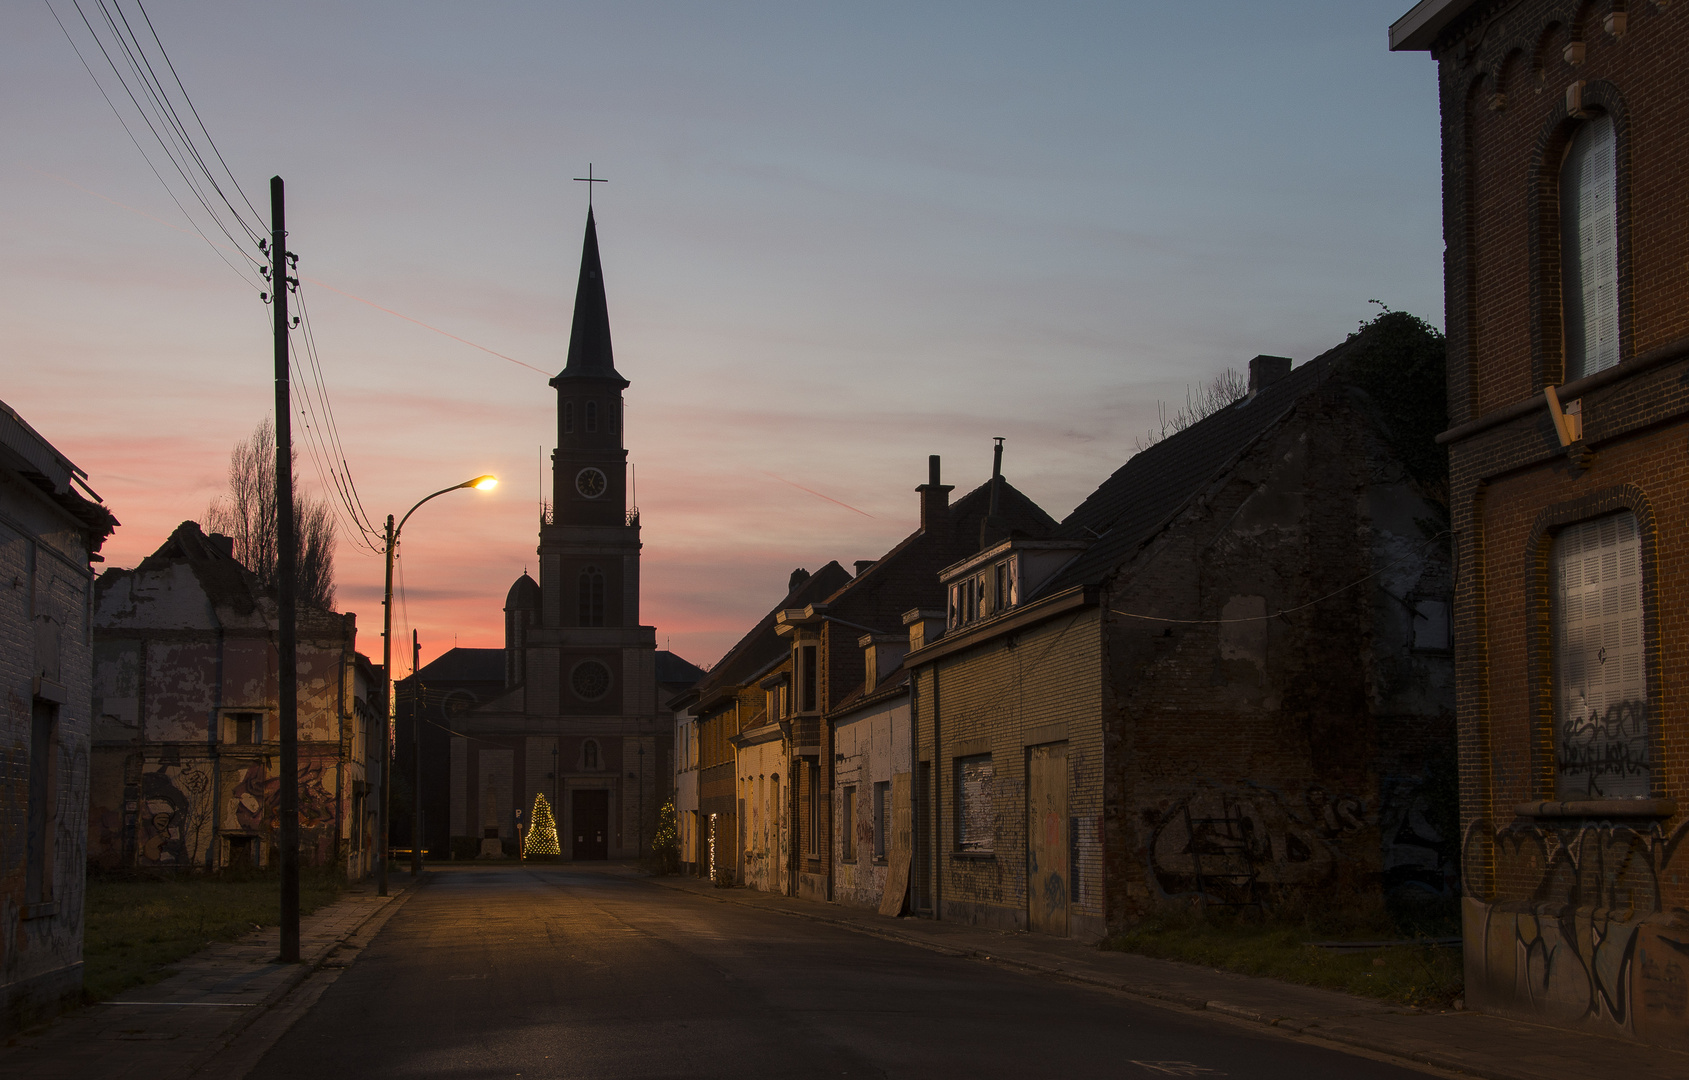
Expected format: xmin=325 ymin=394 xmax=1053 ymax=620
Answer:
xmin=571 ymin=789 xmax=609 ymax=860
xmin=1026 ymin=742 xmax=1068 ymax=936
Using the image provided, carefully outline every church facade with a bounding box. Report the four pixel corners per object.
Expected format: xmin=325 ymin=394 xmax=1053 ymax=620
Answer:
xmin=445 ymin=208 xmax=700 ymax=861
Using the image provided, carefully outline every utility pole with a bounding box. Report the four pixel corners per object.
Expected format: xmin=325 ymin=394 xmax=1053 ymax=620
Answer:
xmin=378 ymin=514 xmax=394 ymax=897
xmin=412 ymin=629 xmax=423 ymax=876
xmin=270 ymin=175 xmax=301 ymax=964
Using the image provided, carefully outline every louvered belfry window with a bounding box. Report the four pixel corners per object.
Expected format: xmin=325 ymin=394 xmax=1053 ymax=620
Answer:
xmin=1561 ymin=113 xmax=1620 ymax=380
xmin=1552 ymin=512 xmax=1647 ymax=798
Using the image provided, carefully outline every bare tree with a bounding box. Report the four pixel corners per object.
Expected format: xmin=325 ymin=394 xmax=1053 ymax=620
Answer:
xmin=204 ymin=417 xmax=337 ymax=610
xmin=1135 ymin=367 xmax=1250 ymax=452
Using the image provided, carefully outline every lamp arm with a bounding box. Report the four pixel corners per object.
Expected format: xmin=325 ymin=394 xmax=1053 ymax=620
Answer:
xmin=394 ymin=482 xmax=471 ymax=542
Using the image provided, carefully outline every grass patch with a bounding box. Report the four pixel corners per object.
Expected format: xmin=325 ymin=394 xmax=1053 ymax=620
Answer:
xmin=1101 ymin=895 xmax=1463 ymax=1009
xmin=83 ymin=868 xmax=346 ymax=1003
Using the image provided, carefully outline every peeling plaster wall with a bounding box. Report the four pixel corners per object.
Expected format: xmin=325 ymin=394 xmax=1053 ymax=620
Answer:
xmin=831 ymin=697 xmax=910 ymax=911
xmin=88 ymin=546 xmax=366 ymax=876
xmin=0 ymin=472 xmax=96 ymax=1030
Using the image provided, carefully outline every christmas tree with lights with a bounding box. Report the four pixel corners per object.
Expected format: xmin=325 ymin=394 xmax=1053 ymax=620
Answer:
xmin=524 ymin=793 xmax=560 ymax=859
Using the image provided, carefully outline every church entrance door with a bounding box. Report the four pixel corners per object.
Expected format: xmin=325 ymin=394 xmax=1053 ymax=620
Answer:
xmin=572 ymin=789 xmax=609 ymax=860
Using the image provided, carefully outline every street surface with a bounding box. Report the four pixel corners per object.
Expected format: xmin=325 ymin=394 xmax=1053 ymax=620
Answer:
xmin=249 ymin=865 xmax=1435 ymax=1080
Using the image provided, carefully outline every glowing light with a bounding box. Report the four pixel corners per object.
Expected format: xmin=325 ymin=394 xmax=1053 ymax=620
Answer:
xmin=468 ymin=475 xmax=498 ymax=491
xmin=523 ymin=793 xmax=560 ymax=857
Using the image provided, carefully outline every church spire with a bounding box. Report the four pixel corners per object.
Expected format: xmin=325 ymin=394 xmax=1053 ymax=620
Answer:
xmin=553 ymin=206 xmax=627 ymax=387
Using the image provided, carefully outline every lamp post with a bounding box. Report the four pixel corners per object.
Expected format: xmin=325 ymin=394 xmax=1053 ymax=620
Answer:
xmin=378 ymin=474 xmax=497 ymax=896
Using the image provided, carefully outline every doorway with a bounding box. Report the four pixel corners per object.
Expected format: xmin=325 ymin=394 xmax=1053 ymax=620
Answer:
xmin=572 ymin=789 xmax=609 ymax=860
xmin=1026 ymin=742 xmax=1069 ymax=936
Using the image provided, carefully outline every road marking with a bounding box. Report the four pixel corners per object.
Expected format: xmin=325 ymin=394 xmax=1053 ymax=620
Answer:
xmin=1130 ymin=1063 xmax=1224 ymax=1077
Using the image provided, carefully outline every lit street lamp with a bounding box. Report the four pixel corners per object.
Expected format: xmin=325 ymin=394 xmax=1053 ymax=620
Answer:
xmin=378 ymin=474 xmax=497 ymax=896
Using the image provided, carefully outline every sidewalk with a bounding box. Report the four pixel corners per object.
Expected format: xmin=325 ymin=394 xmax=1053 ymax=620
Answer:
xmin=0 ymin=876 xmax=419 ymax=1080
xmin=640 ymin=869 xmax=1689 ymax=1080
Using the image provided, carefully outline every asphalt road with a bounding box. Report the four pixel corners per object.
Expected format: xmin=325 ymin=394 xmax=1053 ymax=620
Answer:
xmin=248 ymin=866 xmax=1436 ymax=1080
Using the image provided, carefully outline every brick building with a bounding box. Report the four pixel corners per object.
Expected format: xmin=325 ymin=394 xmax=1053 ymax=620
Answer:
xmin=443 ymin=209 xmax=703 ymax=862
xmin=908 ymin=318 xmax=1455 ymax=940
xmin=0 ymin=399 xmax=115 ymax=1031
xmin=89 ymin=522 xmax=376 ymax=878
xmin=685 ymin=563 xmax=851 ymax=886
xmin=781 ymin=457 xmax=1057 ymax=905
xmin=1393 ymin=0 xmax=1689 ymax=1046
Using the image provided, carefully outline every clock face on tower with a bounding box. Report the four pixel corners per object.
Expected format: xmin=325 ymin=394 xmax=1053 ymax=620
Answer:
xmin=575 ymin=467 xmax=607 ymax=499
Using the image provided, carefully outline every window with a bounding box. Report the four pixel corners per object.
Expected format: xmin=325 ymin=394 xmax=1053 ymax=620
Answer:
xmin=563 ymin=401 xmax=575 ymax=434
xmin=572 ymin=661 xmax=612 ymax=702
xmin=992 ymin=560 xmax=1013 ymax=614
xmin=798 ymin=645 xmax=818 ymax=712
xmin=841 ymin=786 xmax=857 ymax=861
xmin=1553 ymin=512 xmax=1646 ymax=798
xmin=765 ymin=688 xmax=780 ymax=722
xmin=954 ymin=754 xmax=994 ymax=854
xmin=1412 ymin=601 xmax=1450 ymax=651
xmin=770 ymin=775 xmax=779 ymax=847
xmin=26 ymin=700 xmax=58 ymax=905
xmin=585 ymin=400 xmax=599 ymax=433
xmin=1562 ymin=113 xmax=1619 ymax=380
xmin=873 ymin=780 xmax=891 ymax=859
xmin=227 ymin=711 xmax=262 ymax=745
xmin=578 ymin=565 xmax=606 ymax=626
xmin=807 ymin=761 xmax=821 ymax=855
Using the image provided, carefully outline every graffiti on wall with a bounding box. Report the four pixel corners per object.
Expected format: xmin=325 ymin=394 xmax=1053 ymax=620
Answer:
xmin=229 ymin=762 xmax=339 ymax=863
xmin=1465 ymin=815 xmax=1689 ymax=1046
xmin=1557 ymin=699 xmax=1650 ymax=799
xmin=1149 ymin=778 xmax=1455 ymax=904
xmin=140 ymin=763 xmax=214 ymax=865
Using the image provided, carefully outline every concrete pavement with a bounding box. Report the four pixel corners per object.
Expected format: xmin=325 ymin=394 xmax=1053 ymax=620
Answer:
xmin=644 ymin=867 xmax=1688 ymax=1080
xmin=0 ymin=875 xmax=418 ymax=1080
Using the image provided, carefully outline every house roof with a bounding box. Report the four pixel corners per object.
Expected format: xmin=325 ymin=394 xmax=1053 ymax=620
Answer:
xmin=655 ymin=649 xmax=707 ymax=687
xmin=0 ymin=395 xmax=117 ymax=551
xmin=550 ymin=206 xmax=627 ymax=388
xmin=127 ymin=520 xmax=265 ymax=617
xmin=1388 ymin=0 xmax=1478 ymax=51
xmin=1047 ymin=336 xmax=1356 ymax=593
xmin=413 ymin=647 xmax=504 ymax=684
xmin=693 ymin=561 xmax=854 ymax=706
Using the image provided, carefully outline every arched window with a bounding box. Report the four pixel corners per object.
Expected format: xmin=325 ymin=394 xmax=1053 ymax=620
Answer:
xmin=585 ymin=400 xmax=599 ymax=433
xmin=1562 ymin=113 xmax=1619 ymax=380
xmin=563 ymin=401 xmax=574 ymax=434
xmin=578 ymin=565 xmax=605 ymax=626
xmin=583 ymin=739 xmax=600 ymax=770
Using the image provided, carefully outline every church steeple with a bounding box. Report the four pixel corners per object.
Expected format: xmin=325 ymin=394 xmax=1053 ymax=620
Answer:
xmin=552 ymin=207 xmax=628 ymax=388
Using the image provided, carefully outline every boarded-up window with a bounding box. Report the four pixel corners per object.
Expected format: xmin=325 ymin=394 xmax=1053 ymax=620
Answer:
xmin=1553 ymin=512 xmax=1647 ymax=798
xmin=874 ymin=780 xmax=890 ymax=858
xmin=1562 ymin=114 xmax=1620 ymax=380
xmin=955 ymin=754 xmax=994 ymax=853
xmin=841 ymin=786 xmax=856 ymax=862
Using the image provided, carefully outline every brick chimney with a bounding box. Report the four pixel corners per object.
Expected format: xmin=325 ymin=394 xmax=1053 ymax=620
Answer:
xmin=208 ymin=533 xmax=236 ymax=559
xmin=917 ymin=455 xmax=954 ymax=534
xmin=1248 ymin=355 xmax=1293 ymax=394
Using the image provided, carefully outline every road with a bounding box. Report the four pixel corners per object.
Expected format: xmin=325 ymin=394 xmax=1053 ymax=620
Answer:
xmin=248 ymin=865 xmax=1436 ymax=1080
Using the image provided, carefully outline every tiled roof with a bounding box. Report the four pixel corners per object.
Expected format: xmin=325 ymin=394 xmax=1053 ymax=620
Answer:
xmin=693 ymin=562 xmax=854 ymax=700
xmin=655 ymin=649 xmax=707 ymax=687
xmin=413 ymin=647 xmax=505 ymax=684
xmin=1047 ymin=336 xmax=1358 ymax=592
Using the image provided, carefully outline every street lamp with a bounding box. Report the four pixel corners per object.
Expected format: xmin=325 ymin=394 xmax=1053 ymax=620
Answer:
xmin=378 ymin=474 xmax=497 ymax=896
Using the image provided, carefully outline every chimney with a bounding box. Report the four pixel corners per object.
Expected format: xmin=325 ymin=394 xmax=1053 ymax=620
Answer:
xmin=978 ymin=437 xmax=1009 ymax=550
xmin=1248 ymin=355 xmax=1292 ymax=394
xmin=854 ymin=560 xmax=876 ymax=577
xmin=208 ymin=532 xmax=235 ymax=559
xmin=917 ymin=455 xmax=954 ymax=534
xmin=788 ymin=567 xmax=811 ymax=594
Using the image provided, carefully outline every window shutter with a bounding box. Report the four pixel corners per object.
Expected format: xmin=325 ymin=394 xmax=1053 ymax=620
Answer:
xmin=1561 ymin=115 xmax=1620 ymax=379
xmin=1552 ymin=512 xmax=1646 ymax=797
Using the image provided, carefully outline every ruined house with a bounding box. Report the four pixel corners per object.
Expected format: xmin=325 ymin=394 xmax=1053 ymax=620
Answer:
xmin=1393 ymin=0 xmax=1689 ymax=1048
xmin=1 ymin=399 xmax=116 ymax=1031
xmin=905 ymin=315 xmax=1455 ymax=940
xmin=89 ymin=522 xmax=376 ymax=877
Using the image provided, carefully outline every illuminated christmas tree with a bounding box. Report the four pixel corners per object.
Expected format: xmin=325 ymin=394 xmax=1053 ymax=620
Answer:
xmin=523 ymin=793 xmax=560 ymax=858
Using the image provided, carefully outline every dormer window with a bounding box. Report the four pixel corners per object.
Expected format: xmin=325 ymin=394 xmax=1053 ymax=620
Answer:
xmin=949 ymin=556 xmax=1018 ymax=629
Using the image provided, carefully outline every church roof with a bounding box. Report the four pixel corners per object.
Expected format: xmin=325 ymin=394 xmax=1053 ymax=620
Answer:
xmin=551 ymin=206 xmax=628 ymax=388
xmin=412 ymin=647 xmax=505 ymax=684
xmin=655 ymin=650 xmax=707 ymax=688
xmin=504 ymin=571 xmax=540 ymax=610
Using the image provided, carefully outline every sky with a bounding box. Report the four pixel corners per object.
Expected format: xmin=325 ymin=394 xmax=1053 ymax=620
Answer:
xmin=2 ymin=1 xmax=1443 ymax=670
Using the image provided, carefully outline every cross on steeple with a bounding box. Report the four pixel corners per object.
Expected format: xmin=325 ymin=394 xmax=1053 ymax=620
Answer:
xmin=573 ymin=164 xmax=607 ymax=206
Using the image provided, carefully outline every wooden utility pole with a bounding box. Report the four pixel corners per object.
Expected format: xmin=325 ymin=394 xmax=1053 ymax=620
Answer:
xmin=270 ymin=175 xmax=301 ymax=964
xmin=378 ymin=514 xmax=394 ymax=897
xmin=412 ymin=629 xmax=423 ymax=876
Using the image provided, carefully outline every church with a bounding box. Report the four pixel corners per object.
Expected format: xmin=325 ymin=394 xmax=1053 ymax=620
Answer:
xmin=429 ymin=207 xmax=703 ymax=861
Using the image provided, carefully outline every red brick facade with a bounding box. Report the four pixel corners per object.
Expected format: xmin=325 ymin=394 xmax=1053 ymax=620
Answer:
xmin=1399 ymin=0 xmax=1689 ymax=1047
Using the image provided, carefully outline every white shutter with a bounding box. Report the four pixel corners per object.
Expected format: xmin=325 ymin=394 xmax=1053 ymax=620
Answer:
xmin=1561 ymin=114 xmax=1620 ymax=379
xmin=1552 ymin=512 xmax=1646 ymax=798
